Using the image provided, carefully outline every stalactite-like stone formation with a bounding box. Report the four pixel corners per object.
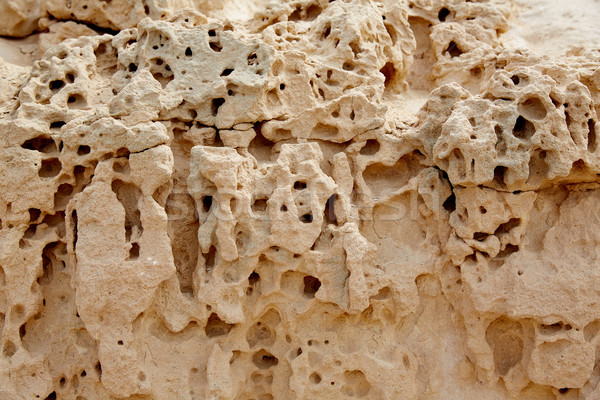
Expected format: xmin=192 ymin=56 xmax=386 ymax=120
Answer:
xmin=1 ymin=0 xmax=600 ymax=399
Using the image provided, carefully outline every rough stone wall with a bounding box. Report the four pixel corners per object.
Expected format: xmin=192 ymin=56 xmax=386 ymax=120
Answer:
xmin=0 ymin=0 xmax=600 ymax=399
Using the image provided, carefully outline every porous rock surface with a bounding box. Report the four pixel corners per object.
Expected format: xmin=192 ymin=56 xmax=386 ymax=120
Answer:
xmin=1 ymin=0 xmax=600 ymax=399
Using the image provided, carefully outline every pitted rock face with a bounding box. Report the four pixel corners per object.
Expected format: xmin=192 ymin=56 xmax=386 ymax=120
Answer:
xmin=0 ymin=0 xmax=600 ymax=399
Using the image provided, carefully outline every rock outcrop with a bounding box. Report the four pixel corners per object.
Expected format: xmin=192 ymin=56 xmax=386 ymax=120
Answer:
xmin=1 ymin=0 xmax=600 ymax=399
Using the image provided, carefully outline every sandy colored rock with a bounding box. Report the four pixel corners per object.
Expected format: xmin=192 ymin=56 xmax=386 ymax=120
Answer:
xmin=0 ymin=0 xmax=600 ymax=399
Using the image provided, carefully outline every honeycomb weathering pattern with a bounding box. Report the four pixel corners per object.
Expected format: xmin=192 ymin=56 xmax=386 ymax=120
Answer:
xmin=0 ymin=0 xmax=600 ymax=398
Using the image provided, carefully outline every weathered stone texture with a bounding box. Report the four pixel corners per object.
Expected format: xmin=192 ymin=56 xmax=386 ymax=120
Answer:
xmin=1 ymin=0 xmax=600 ymax=399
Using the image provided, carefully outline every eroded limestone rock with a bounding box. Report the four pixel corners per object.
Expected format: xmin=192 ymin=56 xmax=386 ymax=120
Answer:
xmin=1 ymin=0 xmax=600 ymax=399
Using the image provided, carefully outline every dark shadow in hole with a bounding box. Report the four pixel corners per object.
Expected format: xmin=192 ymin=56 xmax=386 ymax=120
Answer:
xmin=303 ymin=275 xmax=321 ymax=298
xmin=444 ymin=41 xmax=463 ymax=58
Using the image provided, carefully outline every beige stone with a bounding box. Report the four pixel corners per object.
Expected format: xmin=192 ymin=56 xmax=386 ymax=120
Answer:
xmin=0 ymin=0 xmax=600 ymax=399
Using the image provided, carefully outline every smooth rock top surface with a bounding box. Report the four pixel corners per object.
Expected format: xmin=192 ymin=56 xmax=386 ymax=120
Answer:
xmin=0 ymin=0 xmax=600 ymax=399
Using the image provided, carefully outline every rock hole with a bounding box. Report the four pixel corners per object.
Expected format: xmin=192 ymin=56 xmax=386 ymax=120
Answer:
xmin=444 ymin=41 xmax=463 ymax=58
xmin=252 ymin=198 xmax=268 ymax=213
xmin=438 ymin=7 xmax=450 ymax=21
xmin=539 ymin=322 xmax=565 ymax=335
xmin=246 ymin=321 xmax=272 ymax=347
xmin=29 ymin=208 xmax=41 ymax=222
xmin=513 ymin=115 xmax=535 ymax=140
xmin=128 ymin=63 xmax=137 ymax=72
xmin=342 ymin=370 xmax=371 ymax=397
xmin=205 ymin=313 xmax=234 ymax=337
xmin=111 ymin=180 xmax=142 ymax=242
xmin=204 ymin=245 xmax=216 ymax=273
xmin=21 ymin=225 xmax=37 ymax=244
xmin=342 ymin=61 xmax=354 ymax=71
xmin=22 ymin=136 xmax=57 ymax=153
xmin=510 ymin=75 xmax=520 ymax=85
xmin=349 ymin=41 xmax=362 ymax=58
xmin=185 ymin=47 xmax=192 ymax=57
xmin=470 ymin=67 xmax=482 ymax=77
xmin=50 ymin=121 xmax=66 ymax=130
xmin=443 ymin=193 xmax=456 ymax=212
xmin=247 ymin=53 xmax=258 ymax=65
xmin=303 ymin=275 xmax=321 ymax=298
xmin=493 ymin=166 xmax=507 ymax=188
xmin=230 ymin=197 xmax=237 ymax=214
xmin=211 ymin=98 xmax=225 ymax=116
xmin=473 ymin=232 xmax=489 ymax=241
xmin=49 ymin=80 xmax=65 ymax=91
xmin=113 ymin=159 xmax=129 ymax=174
xmin=44 ymin=392 xmax=56 ymax=400
xmin=77 ymin=145 xmax=91 ymax=155
xmin=519 ymin=97 xmax=547 ymax=120
xmin=306 ymin=4 xmax=322 ymax=21
xmin=360 ymin=139 xmax=380 ymax=155
xmin=248 ymin=271 xmax=260 ymax=286
xmin=209 ymin=41 xmax=222 ymax=52
xmin=485 ymin=316 xmax=523 ymax=375
xmin=294 ymin=181 xmax=307 ymax=190
xmin=299 ymin=213 xmax=313 ymax=223
xmin=588 ymin=119 xmax=597 ymax=152
xmin=494 ymin=218 xmax=521 ymax=236
xmin=324 ymin=194 xmax=337 ymax=225
xmin=3 ymin=341 xmax=16 ymax=357
xmin=71 ymin=210 xmax=78 ymax=250
xmin=494 ymin=124 xmax=503 ymax=137
xmin=54 ymin=183 xmax=74 ymax=208
xmin=221 ymin=68 xmax=233 ymax=76
xmin=202 ymin=196 xmax=213 ymax=212
xmin=497 ymin=244 xmax=519 ymax=258
xmin=252 ymin=350 xmax=278 ymax=369
xmin=280 ymin=204 xmax=288 ymax=212
xmin=309 ymin=372 xmax=322 ymax=384
xmin=67 ymin=94 xmax=86 ymax=109
xmin=289 ymin=6 xmax=302 ymax=21
xmin=312 ymin=123 xmax=338 ymax=137
xmin=39 ymin=158 xmax=62 ymax=178
xmin=128 ymin=243 xmax=140 ymax=260
xmin=152 ymin=72 xmax=173 ymax=89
